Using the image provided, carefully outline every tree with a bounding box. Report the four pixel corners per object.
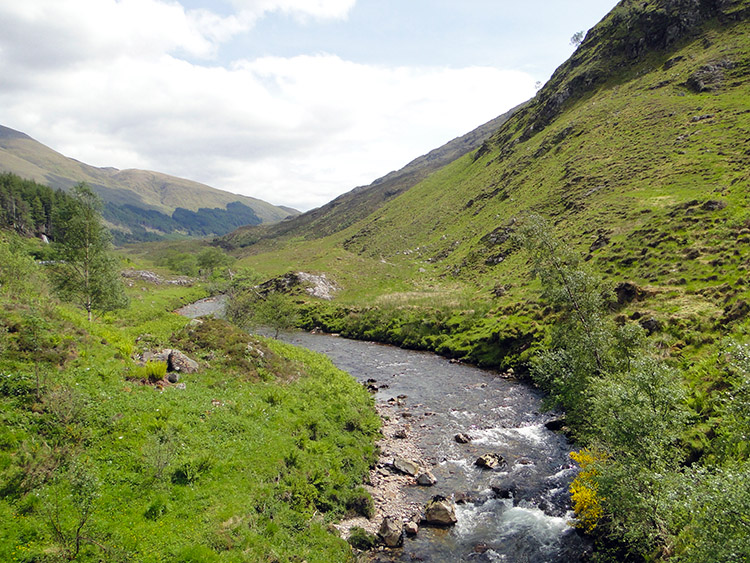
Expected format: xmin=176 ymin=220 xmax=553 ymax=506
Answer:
xmin=196 ymin=246 xmax=234 ymax=278
xmin=518 ymin=215 xmax=690 ymax=556
xmin=570 ymin=30 xmax=585 ymax=47
xmin=49 ymin=183 xmax=128 ymax=321
xmin=227 ymin=289 xmax=298 ymax=338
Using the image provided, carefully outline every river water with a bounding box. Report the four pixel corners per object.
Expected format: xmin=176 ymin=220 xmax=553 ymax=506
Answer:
xmin=278 ymin=331 xmax=592 ymax=563
xmin=175 ymin=299 xmax=590 ymax=561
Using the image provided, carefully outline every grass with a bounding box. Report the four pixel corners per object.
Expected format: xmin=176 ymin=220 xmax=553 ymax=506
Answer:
xmin=0 ymin=234 xmax=379 ymax=562
xmin=219 ymin=13 xmax=750 ymax=380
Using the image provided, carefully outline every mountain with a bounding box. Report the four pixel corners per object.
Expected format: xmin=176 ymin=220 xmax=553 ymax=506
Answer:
xmin=220 ymin=105 xmax=523 ymax=248
xmin=0 ymin=125 xmax=297 ymax=241
xmin=226 ymin=0 xmax=750 ymax=358
xmin=220 ymin=3 xmax=750 ymax=558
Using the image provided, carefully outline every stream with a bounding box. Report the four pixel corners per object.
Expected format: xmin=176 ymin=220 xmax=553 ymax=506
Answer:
xmin=177 ymin=297 xmax=591 ymax=562
xmin=278 ymin=332 xmax=591 ymax=563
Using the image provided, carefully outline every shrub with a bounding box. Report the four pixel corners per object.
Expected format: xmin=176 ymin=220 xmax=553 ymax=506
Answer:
xmin=569 ymin=448 xmax=606 ymax=533
xmin=348 ymin=526 xmax=379 ymax=551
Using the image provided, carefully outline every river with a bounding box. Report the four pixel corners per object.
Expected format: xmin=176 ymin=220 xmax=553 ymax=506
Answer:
xmin=278 ymin=331 xmax=591 ymax=563
xmin=176 ymin=297 xmax=591 ymax=561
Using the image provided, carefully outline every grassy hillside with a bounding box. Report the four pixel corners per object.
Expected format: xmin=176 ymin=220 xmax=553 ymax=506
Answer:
xmin=217 ymin=3 xmax=750 ymax=559
xmin=0 ymin=126 xmax=297 ymax=241
xmin=0 ymin=233 xmax=378 ymax=562
xmin=228 ymin=0 xmax=750 ymax=357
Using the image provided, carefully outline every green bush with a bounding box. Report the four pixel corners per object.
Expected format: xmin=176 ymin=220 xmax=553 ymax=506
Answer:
xmin=348 ymin=526 xmax=378 ymax=551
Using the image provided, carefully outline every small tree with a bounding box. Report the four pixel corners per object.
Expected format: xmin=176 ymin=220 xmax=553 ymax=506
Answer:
xmin=196 ymin=247 xmax=233 ymax=278
xmin=227 ymin=290 xmax=298 ymax=338
xmin=49 ymin=184 xmax=128 ymax=321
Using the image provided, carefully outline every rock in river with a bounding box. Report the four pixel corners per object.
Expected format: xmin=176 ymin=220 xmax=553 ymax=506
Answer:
xmin=378 ymin=516 xmax=404 ymax=547
xmin=416 ymin=471 xmax=437 ymax=486
xmin=424 ymin=495 xmax=457 ymax=526
xmin=393 ymin=457 xmax=420 ymax=476
xmin=475 ymin=453 xmax=505 ymax=470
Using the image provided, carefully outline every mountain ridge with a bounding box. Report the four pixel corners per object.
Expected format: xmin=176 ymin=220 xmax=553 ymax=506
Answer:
xmin=0 ymin=124 xmax=297 ymax=240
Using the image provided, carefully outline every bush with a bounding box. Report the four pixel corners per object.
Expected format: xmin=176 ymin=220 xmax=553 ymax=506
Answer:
xmin=348 ymin=526 xmax=379 ymax=551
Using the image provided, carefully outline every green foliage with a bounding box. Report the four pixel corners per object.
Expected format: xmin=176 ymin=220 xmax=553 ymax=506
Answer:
xmin=0 ymin=263 xmax=377 ymax=562
xmin=228 ymin=289 xmax=299 ymax=339
xmin=520 ymin=216 xmax=701 ymax=558
xmin=132 ymin=361 xmax=168 ymax=383
xmin=48 ymin=183 xmax=128 ymax=320
xmin=196 ymin=246 xmax=234 ymax=276
xmin=0 ymin=172 xmax=66 ymax=237
xmin=0 ymin=233 xmax=49 ymax=300
xmin=673 ymin=462 xmax=750 ymax=563
xmin=347 ymin=526 xmax=378 ymax=551
xmin=42 ymin=460 xmax=100 ymax=561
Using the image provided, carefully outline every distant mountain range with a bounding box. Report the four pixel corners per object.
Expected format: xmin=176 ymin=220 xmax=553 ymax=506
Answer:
xmin=0 ymin=125 xmax=298 ymax=242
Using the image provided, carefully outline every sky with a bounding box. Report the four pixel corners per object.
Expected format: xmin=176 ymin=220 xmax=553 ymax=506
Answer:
xmin=0 ymin=0 xmax=619 ymax=211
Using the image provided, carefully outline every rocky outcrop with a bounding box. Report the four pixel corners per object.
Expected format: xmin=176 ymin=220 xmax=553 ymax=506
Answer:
xmin=258 ymin=271 xmax=338 ymax=300
xmin=121 ymin=269 xmax=193 ymax=286
xmin=168 ymin=350 xmax=199 ymax=374
xmin=140 ymin=349 xmax=199 ymax=377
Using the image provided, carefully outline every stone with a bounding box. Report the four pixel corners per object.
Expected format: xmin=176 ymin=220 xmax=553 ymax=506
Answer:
xmin=424 ymin=495 xmax=457 ymax=526
xmin=393 ymin=457 xmax=420 ymax=476
xmin=393 ymin=427 xmax=408 ymax=439
xmin=378 ymin=516 xmax=403 ymax=547
xmin=404 ymin=521 xmax=419 ymax=536
xmin=166 ymin=372 xmax=180 ymax=384
xmin=168 ymin=350 xmax=199 ymax=374
xmin=454 ymin=432 xmax=472 ymax=444
xmin=416 ymin=471 xmax=437 ymax=486
xmin=475 ymin=453 xmax=505 ymax=470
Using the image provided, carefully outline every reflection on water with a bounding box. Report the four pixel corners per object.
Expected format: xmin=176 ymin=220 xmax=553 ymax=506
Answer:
xmin=277 ymin=331 xmax=591 ymax=562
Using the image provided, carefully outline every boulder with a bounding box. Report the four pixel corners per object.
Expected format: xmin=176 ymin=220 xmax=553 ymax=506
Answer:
xmin=416 ymin=471 xmax=437 ymax=486
xmin=168 ymin=350 xmax=199 ymax=374
xmin=475 ymin=453 xmax=505 ymax=470
xmin=378 ymin=516 xmax=403 ymax=547
xmin=393 ymin=457 xmax=420 ymax=476
xmin=424 ymin=495 xmax=457 ymax=526
xmin=454 ymin=432 xmax=472 ymax=444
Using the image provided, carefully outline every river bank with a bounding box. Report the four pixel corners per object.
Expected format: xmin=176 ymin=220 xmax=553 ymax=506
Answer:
xmin=334 ymin=401 xmax=427 ymax=539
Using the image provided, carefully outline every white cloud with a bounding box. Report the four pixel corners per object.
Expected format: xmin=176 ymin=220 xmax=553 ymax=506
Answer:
xmin=230 ymin=0 xmax=356 ymax=21
xmin=0 ymin=0 xmax=535 ymax=211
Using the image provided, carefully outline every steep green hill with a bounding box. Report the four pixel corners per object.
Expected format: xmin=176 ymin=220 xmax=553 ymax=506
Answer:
xmin=0 ymin=125 xmax=297 ymax=241
xmin=219 ymin=3 xmax=750 ymax=559
xmin=228 ymin=0 xmax=750 ymax=329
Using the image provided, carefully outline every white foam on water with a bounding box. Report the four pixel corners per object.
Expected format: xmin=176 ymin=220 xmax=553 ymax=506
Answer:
xmin=471 ymin=423 xmax=547 ymax=447
xmin=449 ymin=409 xmax=475 ymax=420
xmin=548 ymin=466 xmax=578 ymax=481
xmin=501 ymin=505 xmax=573 ymax=551
xmin=470 ymin=427 xmax=512 ymax=446
xmin=514 ymin=423 xmax=546 ymax=444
